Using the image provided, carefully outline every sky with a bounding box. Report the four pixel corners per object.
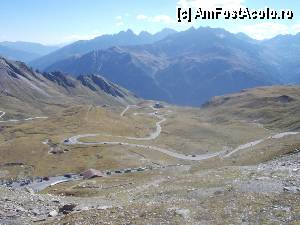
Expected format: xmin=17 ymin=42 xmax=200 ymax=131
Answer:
xmin=0 ymin=0 xmax=299 ymax=45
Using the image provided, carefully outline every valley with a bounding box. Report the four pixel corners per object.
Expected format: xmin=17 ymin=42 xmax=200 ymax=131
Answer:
xmin=0 ymin=83 xmax=299 ymax=224
xmin=0 ymin=18 xmax=300 ymax=223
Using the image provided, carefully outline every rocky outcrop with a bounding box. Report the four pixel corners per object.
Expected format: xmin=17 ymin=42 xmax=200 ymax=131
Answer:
xmin=78 ymin=74 xmax=126 ymax=98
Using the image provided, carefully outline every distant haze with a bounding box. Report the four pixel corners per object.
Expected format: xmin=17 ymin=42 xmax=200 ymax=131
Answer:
xmin=35 ymin=27 xmax=300 ymax=106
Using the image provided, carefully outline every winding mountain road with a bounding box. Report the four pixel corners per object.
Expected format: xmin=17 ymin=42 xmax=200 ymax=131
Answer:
xmin=223 ymin=132 xmax=299 ymax=158
xmin=66 ymin=105 xmax=214 ymax=161
xmin=4 ymin=105 xmax=299 ymax=192
xmin=0 ymin=110 xmax=48 ymax=123
xmin=66 ymin=133 xmax=222 ymax=161
xmin=63 ymin=105 xmax=300 ymax=161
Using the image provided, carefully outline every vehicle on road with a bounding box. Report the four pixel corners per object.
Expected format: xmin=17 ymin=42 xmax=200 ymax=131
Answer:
xmin=64 ymin=174 xmax=72 ymax=178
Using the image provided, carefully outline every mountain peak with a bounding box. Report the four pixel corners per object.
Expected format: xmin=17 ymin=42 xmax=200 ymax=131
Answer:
xmin=126 ymin=29 xmax=134 ymax=34
xmin=31 ymin=28 xmax=177 ymax=70
xmin=118 ymin=29 xmax=135 ymax=36
xmin=139 ymin=31 xmax=152 ymax=37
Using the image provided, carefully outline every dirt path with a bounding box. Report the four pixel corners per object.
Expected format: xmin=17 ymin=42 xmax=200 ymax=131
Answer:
xmin=120 ymin=105 xmax=137 ymax=117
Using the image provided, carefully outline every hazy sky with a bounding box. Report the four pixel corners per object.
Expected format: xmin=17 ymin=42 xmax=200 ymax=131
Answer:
xmin=0 ymin=0 xmax=299 ymax=45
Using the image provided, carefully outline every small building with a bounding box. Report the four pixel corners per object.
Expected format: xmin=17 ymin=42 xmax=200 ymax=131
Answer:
xmin=154 ymin=103 xmax=164 ymax=109
xmin=80 ymin=169 xmax=105 ymax=179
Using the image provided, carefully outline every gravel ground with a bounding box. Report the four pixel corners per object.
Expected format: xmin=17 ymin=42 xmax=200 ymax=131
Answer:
xmin=0 ymin=151 xmax=299 ymax=224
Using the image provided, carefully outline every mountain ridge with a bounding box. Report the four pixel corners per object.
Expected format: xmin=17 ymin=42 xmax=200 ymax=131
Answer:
xmin=45 ymin=26 xmax=284 ymax=106
xmin=30 ymin=28 xmax=177 ymax=70
xmin=0 ymin=56 xmax=137 ymax=116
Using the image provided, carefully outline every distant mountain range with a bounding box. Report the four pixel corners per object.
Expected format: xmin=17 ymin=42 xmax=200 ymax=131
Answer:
xmin=0 ymin=57 xmax=137 ymax=115
xmin=261 ymin=33 xmax=300 ymax=84
xmin=30 ymin=28 xmax=177 ymax=70
xmin=0 ymin=42 xmax=59 ymax=62
xmin=42 ymin=26 xmax=300 ymax=106
xmin=4 ymin=27 xmax=299 ymax=106
xmin=0 ymin=45 xmax=39 ymax=63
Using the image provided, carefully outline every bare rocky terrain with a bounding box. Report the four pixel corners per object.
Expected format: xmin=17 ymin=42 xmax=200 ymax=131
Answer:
xmin=0 ymin=150 xmax=299 ymax=224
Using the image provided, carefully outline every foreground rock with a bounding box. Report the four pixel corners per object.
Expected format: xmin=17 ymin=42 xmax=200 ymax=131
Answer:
xmin=59 ymin=203 xmax=77 ymax=215
xmin=0 ymin=187 xmax=62 ymax=224
xmin=0 ymin=187 xmax=110 ymax=224
xmin=0 ymin=151 xmax=299 ymax=224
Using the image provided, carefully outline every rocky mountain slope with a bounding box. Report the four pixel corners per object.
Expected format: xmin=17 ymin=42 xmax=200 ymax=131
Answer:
xmin=0 ymin=57 xmax=137 ymax=116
